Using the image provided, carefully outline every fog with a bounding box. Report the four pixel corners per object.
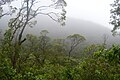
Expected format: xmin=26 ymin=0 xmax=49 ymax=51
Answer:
xmin=1 ymin=0 xmax=114 ymax=29
xmin=66 ymin=0 xmax=113 ymax=29
xmin=0 ymin=0 xmax=119 ymax=45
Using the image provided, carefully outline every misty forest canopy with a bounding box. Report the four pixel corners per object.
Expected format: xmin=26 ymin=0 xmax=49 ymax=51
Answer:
xmin=0 ymin=0 xmax=120 ymax=80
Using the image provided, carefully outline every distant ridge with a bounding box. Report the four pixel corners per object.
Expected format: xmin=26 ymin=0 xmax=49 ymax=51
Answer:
xmin=26 ymin=17 xmax=120 ymax=44
xmin=0 ymin=16 xmax=120 ymax=44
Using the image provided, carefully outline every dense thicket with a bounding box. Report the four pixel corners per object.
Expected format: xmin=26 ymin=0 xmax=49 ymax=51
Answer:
xmin=0 ymin=30 xmax=120 ymax=80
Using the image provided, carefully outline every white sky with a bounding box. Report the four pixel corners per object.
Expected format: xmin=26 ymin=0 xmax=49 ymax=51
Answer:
xmin=1 ymin=0 xmax=114 ymax=29
xmin=66 ymin=0 xmax=113 ymax=28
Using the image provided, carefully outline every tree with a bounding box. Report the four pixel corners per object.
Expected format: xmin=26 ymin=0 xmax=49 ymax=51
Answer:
xmin=8 ymin=0 xmax=66 ymax=46
xmin=84 ymin=44 xmax=102 ymax=55
xmin=66 ymin=34 xmax=86 ymax=58
xmin=110 ymin=0 xmax=120 ymax=34
xmin=102 ymin=34 xmax=109 ymax=47
xmin=2 ymin=0 xmax=66 ymax=69
xmin=37 ymin=30 xmax=51 ymax=64
xmin=52 ymin=38 xmax=66 ymax=54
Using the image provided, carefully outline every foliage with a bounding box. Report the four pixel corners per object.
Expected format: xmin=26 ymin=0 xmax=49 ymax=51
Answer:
xmin=0 ymin=0 xmax=120 ymax=79
xmin=80 ymin=45 xmax=120 ymax=80
xmin=66 ymin=34 xmax=86 ymax=57
xmin=0 ymin=29 xmax=120 ymax=80
xmin=110 ymin=0 xmax=120 ymax=35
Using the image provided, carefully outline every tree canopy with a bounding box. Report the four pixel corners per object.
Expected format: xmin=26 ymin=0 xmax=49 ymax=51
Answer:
xmin=110 ymin=0 xmax=120 ymax=34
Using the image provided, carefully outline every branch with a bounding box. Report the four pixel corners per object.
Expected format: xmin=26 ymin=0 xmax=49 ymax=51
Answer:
xmin=37 ymin=12 xmax=58 ymax=22
xmin=0 ymin=13 xmax=8 ymax=18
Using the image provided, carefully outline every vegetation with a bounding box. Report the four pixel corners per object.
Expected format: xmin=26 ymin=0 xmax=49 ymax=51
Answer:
xmin=110 ymin=0 xmax=120 ymax=35
xmin=0 ymin=29 xmax=120 ymax=80
xmin=0 ymin=0 xmax=120 ymax=80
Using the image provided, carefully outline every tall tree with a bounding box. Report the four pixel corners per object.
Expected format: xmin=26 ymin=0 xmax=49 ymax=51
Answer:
xmin=2 ymin=0 xmax=66 ymax=69
xmin=110 ymin=0 xmax=120 ymax=34
xmin=8 ymin=0 xmax=66 ymax=45
xmin=66 ymin=34 xmax=86 ymax=58
xmin=38 ymin=30 xmax=51 ymax=64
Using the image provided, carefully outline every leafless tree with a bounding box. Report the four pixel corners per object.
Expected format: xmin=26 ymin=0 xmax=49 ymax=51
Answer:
xmin=102 ymin=34 xmax=109 ymax=47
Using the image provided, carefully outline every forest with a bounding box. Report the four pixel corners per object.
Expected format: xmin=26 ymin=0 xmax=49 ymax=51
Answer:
xmin=0 ymin=0 xmax=120 ymax=80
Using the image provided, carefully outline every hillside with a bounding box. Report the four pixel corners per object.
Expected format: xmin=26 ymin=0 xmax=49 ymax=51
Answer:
xmin=0 ymin=16 xmax=120 ymax=45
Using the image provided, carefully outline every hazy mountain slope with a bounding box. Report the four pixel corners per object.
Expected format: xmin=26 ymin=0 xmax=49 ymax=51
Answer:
xmin=26 ymin=17 xmax=119 ymax=44
xmin=0 ymin=16 xmax=120 ymax=44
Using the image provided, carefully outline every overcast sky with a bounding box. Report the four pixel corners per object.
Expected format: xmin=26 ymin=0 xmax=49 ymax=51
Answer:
xmin=66 ymin=0 xmax=113 ymax=29
xmin=1 ymin=0 xmax=114 ymax=29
